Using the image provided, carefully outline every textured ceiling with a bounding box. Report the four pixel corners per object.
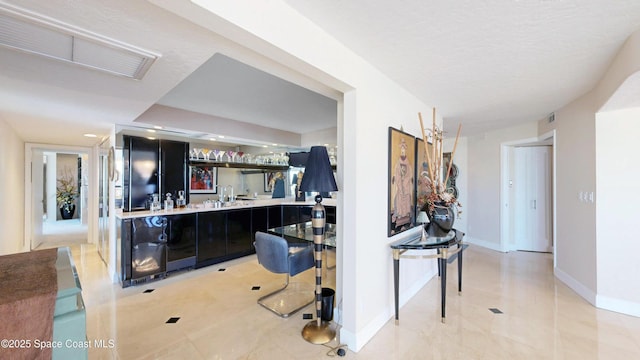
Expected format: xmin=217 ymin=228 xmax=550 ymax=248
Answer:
xmin=1 ymin=0 xmax=640 ymax=147
xmin=282 ymin=0 xmax=640 ymax=134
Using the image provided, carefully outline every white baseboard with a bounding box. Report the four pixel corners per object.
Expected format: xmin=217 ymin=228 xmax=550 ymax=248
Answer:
xmin=555 ymin=267 xmax=640 ymax=317
xmin=554 ymin=266 xmax=596 ymax=305
xmin=596 ymin=295 xmax=640 ymax=317
xmin=339 ymin=268 xmax=438 ymax=352
xmin=339 ymin=309 xmax=391 ymax=352
xmin=464 ymin=236 xmax=506 ymax=252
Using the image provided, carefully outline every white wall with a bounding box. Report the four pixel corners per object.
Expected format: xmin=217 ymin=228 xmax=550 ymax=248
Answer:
xmin=301 ymin=126 xmax=337 ymax=147
xmin=541 ymin=91 xmax=598 ymax=301
xmin=465 ymin=122 xmax=538 ymax=250
xmin=0 ymin=117 xmax=25 ymax=255
xmin=536 ymin=29 xmax=640 ymax=313
xmin=155 ymin=0 xmax=440 ymax=350
xmin=595 ymin=108 xmax=640 ymax=316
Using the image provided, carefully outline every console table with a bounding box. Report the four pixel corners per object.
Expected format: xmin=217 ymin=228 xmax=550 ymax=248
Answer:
xmin=389 ymin=228 xmax=464 ymax=324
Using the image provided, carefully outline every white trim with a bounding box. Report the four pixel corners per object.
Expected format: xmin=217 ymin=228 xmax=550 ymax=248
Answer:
xmin=499 ymin=130 xmax=557 ymax=259
xmin=464 ymin=236 xmax=506 ymax=252
xmin=596 ymin=295 xmax=640 ymax=318
xmin=554 ymin=266 xmax=597 ymax=306
xmin=24 ymin=143 xmax=96 ymax=251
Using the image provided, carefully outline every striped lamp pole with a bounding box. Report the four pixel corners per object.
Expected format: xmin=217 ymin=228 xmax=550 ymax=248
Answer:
xmin=299 ymin=146 xmax=338 ymax=345
xmin=301 ymin=195 xmax=335 ymax=344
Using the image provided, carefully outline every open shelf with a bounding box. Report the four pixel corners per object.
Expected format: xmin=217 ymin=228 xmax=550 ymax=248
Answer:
xmin=189 ymin=160 xmax=289 ymax=171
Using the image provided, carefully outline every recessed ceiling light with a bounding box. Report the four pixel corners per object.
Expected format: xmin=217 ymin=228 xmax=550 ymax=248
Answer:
xmin=147 ymin=137 xmax=155 ymax=140
xmin=219 ymin=135 xmax=225 ymax=139
xmin=209 ymin=138 xmax=216 ymax=141
xmin=262 ymin=145 xmax=268 ymax=148
xmin=146 ymin=129 xmax=156 ymax=133
xmin=153 ymin=126 xmax=163 ymax=130
xmin=83 ymin=133 xmax=97 ymax=138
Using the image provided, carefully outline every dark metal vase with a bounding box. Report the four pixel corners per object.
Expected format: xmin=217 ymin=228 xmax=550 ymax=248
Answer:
xmin=426 ymin=201 xmax=456 ymax=237
xmin=60 ymin=204 xmax=76 ymax=219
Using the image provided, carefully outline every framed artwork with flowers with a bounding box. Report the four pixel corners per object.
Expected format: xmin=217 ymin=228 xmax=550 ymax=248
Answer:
xmin=388 ymin=127 xmax=417 ymax=237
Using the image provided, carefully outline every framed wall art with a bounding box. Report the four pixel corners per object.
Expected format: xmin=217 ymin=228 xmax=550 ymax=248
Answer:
xmin=388 ymin=127 xmax=417 ymax=236
xmin=264 ymin=172 xmax=276 ymax=192
xmin=443 ymin=152 xmax=459 ymax=198
xmin=189 ymin=165 xmax=218 ymax=194
xmin=415 ymin=137 xmax=433 ymax=217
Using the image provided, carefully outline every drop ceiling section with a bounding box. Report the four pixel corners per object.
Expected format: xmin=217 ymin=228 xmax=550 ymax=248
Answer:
xmin=147 ymin=53 xmax=338 ymax=146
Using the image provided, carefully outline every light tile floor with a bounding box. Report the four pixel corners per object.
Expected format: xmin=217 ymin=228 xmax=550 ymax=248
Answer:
xmin=67 ymin=244 xmax=640 ymax=359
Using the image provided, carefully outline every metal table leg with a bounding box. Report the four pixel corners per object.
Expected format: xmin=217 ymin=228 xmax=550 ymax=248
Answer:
xmin=393 ymin=249 xmax=400 ymax=325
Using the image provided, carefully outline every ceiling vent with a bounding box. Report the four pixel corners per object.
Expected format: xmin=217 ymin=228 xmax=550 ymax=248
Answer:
xmin=548 ymin=112 xmax=555 ymax=123
xmin=0 ymin=4 xmax=159 ymax=80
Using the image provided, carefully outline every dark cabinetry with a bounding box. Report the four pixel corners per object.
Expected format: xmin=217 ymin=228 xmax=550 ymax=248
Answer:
xmin=118 ymin=204 xmax=336 ymax=287
xmin=267 ymin=206 xmax=282 ymax=229
xmin=161 ymin=140 xmax=189 ymax=205
xmin=166 ymin=213 xmax=196 ymax=272
xmin=122 ymin=135 xmax=188 ymax=211
xmin=196 ymin=207 xmax=279 ymax=268
xmin=227 ymin=209 xmax=253 ymax=257
xmin=281 ymin=205 xmax=336 ymax=225
xmin=119 ymin=216 xmax=167 ymax=287
xmin=197 ymin=211 xmax=227 ymax=267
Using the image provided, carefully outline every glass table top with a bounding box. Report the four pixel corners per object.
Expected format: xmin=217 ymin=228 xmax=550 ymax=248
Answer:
xmin=268 ymin=222 xmax=336 ymax=248
xmin=389 ymin=229 xmax=461 ymax=250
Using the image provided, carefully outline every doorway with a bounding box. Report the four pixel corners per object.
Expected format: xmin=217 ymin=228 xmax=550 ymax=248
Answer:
xmin=500 ymin=131 xmax=556 ymax=259
xmin=26 ymin=144 xmax=91 ymax=250
xmin=513 ymin=145 xmax=552 ymax=252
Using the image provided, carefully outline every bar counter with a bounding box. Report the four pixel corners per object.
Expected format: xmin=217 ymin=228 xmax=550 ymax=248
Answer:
xmin=115 ymin=197 xmax=337 ymax=219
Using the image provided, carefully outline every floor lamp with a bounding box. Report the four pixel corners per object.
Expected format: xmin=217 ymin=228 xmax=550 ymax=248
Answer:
xmin=299 ymin=146 xmax=338 ymax=344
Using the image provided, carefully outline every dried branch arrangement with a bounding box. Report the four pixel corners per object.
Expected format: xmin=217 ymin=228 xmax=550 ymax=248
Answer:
xmin=418 ymin=108 xmax=462 ymax=212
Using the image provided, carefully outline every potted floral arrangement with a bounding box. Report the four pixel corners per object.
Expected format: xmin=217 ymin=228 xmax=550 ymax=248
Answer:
xmin=56 ymin=169 xmax=78 ymax=219
xmin=417 ymin=109 xmax=462 ymax=237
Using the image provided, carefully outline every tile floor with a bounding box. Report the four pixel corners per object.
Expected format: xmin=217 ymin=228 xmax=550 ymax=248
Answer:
xmin=66 ymin=244 xmax=640 ymax=359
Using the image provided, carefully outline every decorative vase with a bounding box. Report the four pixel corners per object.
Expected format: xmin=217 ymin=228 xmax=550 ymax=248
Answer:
xmin=60 ymin=204 xmax=75 ymax=219
xmin=425 ymin=201 xmax=455 ymax=237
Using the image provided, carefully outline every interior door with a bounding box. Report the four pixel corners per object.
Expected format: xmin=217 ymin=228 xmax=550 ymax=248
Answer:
xmin=30 ymin=149 xmax=45 ymax=249
xmin=513 ymin=146 xmax=552 ymax=252
xmin=98 ymin=149 xmax=109 ymax=264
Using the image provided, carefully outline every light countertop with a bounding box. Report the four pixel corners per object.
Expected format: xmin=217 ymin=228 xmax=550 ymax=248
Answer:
xmin=115 ymin=197 xmax=336 ymax=219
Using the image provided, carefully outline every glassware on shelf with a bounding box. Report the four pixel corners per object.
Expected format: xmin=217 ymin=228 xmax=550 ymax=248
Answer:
xmin=226 ymin=150 xmax=237 ymax=162
xmin=243 ymin=153 xmax=252 ymax=163
xmin=191 ymin=148 xmax=201 ymax=160
xmin=211 ymin=149 xmax=223 ymax=162
xmin=201 ymin=148 xmax=211 ymax=161
xmin=236 ymin=151 xmax=244 ymax=163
